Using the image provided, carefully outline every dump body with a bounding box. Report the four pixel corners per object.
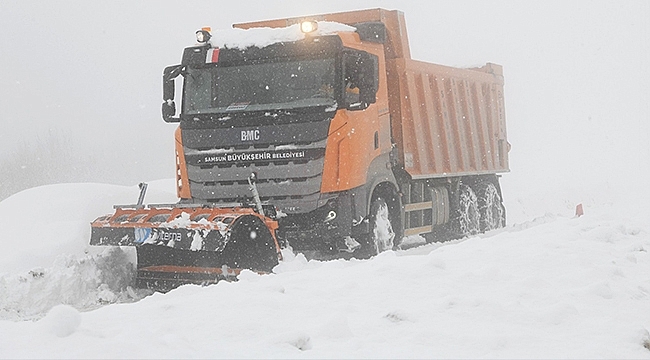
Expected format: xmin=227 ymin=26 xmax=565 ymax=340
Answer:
xmin=388 ymin=60 xmax=509 ymax=178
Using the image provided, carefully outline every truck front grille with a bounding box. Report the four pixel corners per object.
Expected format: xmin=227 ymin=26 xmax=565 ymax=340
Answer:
xmin=184 ymin=139 xmax=327 ymax=212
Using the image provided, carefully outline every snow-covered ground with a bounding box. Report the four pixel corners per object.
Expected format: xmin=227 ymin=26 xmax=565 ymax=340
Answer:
xmin=0 ymin=180 xmax=649 ymax=358
xmin=0 ymin=1 xmax=648 ymax=358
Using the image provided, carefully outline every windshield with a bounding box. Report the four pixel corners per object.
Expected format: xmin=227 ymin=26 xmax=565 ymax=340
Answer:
xmin=183 ymin=58 xmax=336 ymax=115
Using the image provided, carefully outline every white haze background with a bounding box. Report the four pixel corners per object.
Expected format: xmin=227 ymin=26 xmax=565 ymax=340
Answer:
xmin=0 ymin=0 xmax=647 ymax=203
xmin=0 ymin=0 xmax=649 ymax=358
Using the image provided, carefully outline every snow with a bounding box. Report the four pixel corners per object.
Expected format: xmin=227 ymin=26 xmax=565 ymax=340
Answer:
xmin=0 ymin=1 xmax=649 ymax=358
xmin=0 ymin=182 xmax=649 ymax=358
xmin=159 ymin=211 xmax=192 ymax=228
xmin=209 ymin=21 xmax=356 ymax=49
xmin=0 ymin=180 xmax=177 ymax=275
xmin=39 ymin=305 xmax=82 ymax=338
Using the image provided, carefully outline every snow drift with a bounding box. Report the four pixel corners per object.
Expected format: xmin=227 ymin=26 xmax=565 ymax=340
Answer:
xmin=0 ymin=182 xmax=649 ymax=358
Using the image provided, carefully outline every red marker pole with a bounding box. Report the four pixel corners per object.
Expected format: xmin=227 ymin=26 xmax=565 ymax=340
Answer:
xmin=575 ymin=203 xmax=584 ymax=217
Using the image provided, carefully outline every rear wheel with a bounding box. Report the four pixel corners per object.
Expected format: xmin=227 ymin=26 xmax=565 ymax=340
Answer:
xmin=451 ymin=184 xmax=480 ymax=237
xmin=476 ymin=182 xmax=505 ymax=232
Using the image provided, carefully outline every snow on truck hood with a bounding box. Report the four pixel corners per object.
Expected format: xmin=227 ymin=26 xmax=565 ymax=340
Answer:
xmin=206 ymin=21 xmax=356 ymax=49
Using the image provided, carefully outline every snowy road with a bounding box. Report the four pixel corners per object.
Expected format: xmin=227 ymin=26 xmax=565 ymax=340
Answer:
xmin=0 ymin=182 xmax=649 ymax=358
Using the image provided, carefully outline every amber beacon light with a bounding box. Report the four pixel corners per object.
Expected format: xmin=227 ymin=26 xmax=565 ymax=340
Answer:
xmin=196 ymin=27 xmax=212 ymax=43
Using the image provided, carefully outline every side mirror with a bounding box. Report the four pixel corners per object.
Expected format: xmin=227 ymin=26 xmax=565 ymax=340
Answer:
xmin=162 ymin=100 xmax=179 ymax=123
xmin=162 ymin=65 xmax=183 ymax=122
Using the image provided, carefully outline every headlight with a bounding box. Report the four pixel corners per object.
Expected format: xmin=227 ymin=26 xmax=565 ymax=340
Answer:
xmin=300 ymin=20 xmax=318 ymax=34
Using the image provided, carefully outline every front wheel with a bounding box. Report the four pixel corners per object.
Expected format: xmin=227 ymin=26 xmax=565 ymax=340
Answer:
xmin=358 ymin=197 xmax=396 ymax=258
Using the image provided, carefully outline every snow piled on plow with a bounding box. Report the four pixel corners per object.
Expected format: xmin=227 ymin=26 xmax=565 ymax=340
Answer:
xmin=0 ymin=182 xmax=649 ymax=358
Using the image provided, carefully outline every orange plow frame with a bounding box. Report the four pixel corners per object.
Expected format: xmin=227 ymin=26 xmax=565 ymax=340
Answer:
xmin=90 ymin=204 xmax=281 ymax=291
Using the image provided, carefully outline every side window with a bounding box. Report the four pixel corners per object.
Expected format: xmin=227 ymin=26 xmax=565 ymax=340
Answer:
xmin=343 ymin=50 xmax=379 ymax=110
xmin=343 ymin=53 xmax=362 ymax=106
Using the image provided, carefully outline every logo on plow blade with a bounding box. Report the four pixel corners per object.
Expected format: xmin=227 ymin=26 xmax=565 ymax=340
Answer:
xmin=134 ymin=227 xmax=183 ymax=245
xmin=134 ymin=228 xmax=152 ymax=243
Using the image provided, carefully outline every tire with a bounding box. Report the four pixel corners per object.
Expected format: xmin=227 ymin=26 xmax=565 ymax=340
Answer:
xmin=359 ymin=197 xmax=396 ymax=257
xmin=451 ymin=184 xmax=480 ymax=237
xmin=475 ymin=182 xmax=505 ymax=232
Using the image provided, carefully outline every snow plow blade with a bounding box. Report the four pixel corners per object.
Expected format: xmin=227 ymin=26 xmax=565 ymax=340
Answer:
xmin=90 ymin=204 xmax=281 ymax=291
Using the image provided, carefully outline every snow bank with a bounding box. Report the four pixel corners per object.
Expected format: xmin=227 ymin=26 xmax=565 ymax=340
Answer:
xmin=39 ymin=304 xmax=82 ymax=338
xmin=0 ymin=179 xmax=177 ymax=274
xmin=0 ymin=181 xmax=177 ymax=321
xmin=0 ymin=182 xmax=648 ymax=357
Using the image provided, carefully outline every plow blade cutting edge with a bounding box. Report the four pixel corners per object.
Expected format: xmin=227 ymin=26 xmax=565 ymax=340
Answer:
xmin=90 ymin=204 xmax=281 ymax=291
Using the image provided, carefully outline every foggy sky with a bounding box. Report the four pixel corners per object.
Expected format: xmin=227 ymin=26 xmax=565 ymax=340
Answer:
xmin=0 ymin=0 xmax=648 ymax=202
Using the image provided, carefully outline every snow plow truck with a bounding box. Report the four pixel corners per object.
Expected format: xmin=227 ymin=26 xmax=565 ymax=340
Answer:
xmin=90 ymin=8 xmax=509 ymax=291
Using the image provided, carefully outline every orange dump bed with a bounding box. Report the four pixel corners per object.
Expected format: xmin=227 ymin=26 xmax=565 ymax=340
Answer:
xmin=388 ymin=60 xmax=509 ymax=179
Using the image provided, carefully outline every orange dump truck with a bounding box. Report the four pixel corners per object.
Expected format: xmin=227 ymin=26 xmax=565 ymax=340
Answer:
xmin=91 ymin=8 xmax=509 ymax=289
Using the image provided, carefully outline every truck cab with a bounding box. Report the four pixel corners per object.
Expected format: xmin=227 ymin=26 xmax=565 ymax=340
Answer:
xmin=162 ymin=19 xmax=398 ymax=255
